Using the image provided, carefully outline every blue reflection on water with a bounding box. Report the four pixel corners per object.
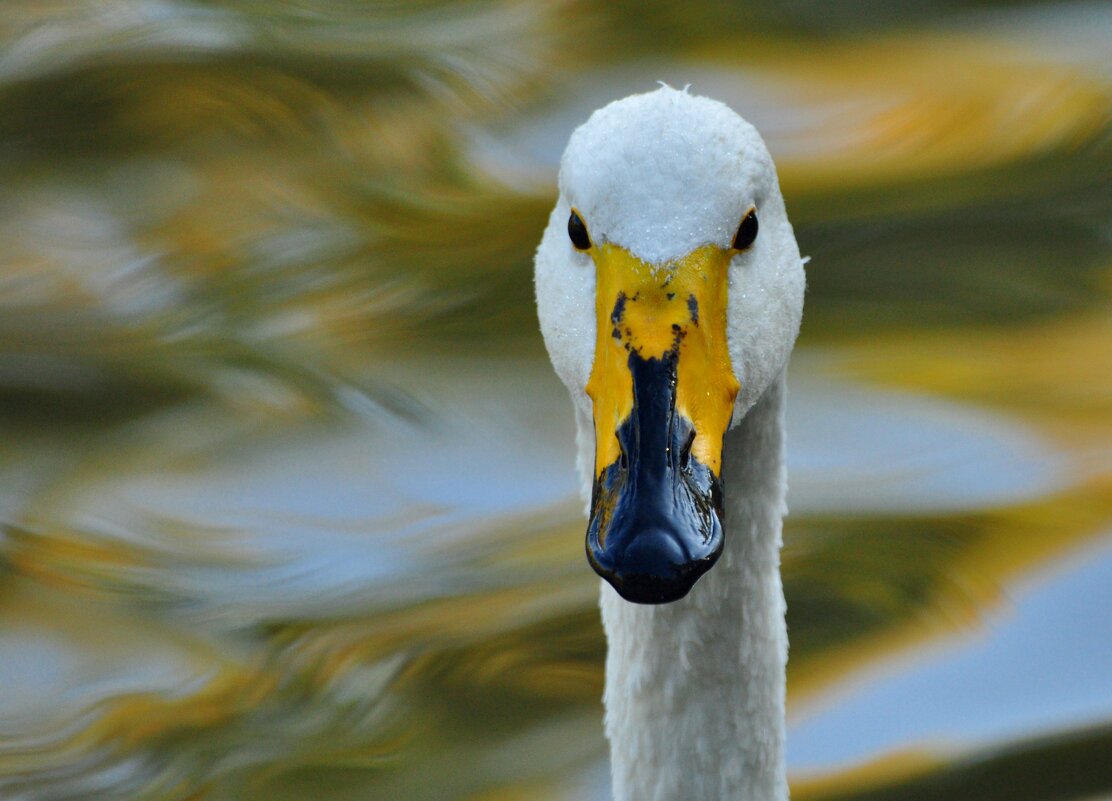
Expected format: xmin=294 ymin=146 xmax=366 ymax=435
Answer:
xmin=789 ymin=537 xmax=1112 ymax=773
xmin=786 ymin=360 xmax=1071 ymax=515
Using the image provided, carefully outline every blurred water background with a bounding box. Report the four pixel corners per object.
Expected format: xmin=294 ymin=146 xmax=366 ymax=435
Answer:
xmin=0 ymin=1 xmax=1110 ymax=799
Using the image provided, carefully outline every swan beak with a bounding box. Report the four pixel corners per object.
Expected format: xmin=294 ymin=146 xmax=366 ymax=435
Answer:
xmin=584 ymin=244 xmax=740 ymax=604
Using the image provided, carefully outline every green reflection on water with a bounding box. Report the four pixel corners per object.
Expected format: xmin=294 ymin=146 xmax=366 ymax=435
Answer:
xmin=0 ymin=1 xmax=1110 ymax=799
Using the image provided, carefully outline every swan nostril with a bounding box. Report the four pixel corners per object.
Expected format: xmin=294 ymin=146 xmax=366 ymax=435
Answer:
xmin=679 ymin=426 xmax=695 ymax=469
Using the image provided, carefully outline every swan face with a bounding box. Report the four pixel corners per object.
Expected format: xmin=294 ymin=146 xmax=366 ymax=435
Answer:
xmin=535 ymin=87 xmax=804 ymax=603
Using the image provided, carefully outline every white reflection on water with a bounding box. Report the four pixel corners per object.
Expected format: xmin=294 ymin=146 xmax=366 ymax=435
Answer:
xmin=959 ymin=0 xmax=1112 ymax=76
xmin=0 ymin=577 xmax=234 ymax=735
xmin=787 ymin=355 xmax=1069 ymax=515
xmin=789 ymin=537 xmax=1112 ymax=774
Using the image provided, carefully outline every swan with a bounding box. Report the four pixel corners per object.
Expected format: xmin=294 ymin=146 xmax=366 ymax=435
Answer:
xmin=534 ymin=86 xmax=805 ymax=801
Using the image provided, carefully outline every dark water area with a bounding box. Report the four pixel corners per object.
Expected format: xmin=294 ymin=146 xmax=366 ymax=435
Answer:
xmin=0 ymin=2 xmax=1110 ymax=799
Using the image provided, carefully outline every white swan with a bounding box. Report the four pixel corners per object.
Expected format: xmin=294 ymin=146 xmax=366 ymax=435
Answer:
xmin=535 ymin=87 xmax=805 ymax=801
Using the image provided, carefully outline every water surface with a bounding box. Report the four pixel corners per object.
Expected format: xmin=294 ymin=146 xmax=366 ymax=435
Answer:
xmin=0 ymin=2 xmax=1110 ymax=799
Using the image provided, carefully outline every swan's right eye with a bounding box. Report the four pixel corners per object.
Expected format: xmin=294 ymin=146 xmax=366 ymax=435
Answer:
xmin=568 ymin=210 xmax=591 ymax=250
xmin=732 ymin=208 xmax=758 ymax=251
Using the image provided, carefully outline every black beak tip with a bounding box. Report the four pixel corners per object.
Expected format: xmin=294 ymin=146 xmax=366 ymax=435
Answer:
xmin=587 ymin=530 xmax=723 ymax=605
xmin=605 ymin=569 xmax=701 ymax=604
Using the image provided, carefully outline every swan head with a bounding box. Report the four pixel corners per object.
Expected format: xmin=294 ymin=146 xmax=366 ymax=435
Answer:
xmin=535 ymin=86 xmax=804 ymax=604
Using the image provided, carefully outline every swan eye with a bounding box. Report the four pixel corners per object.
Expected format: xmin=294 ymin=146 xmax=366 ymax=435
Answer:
xmin=568 ymin=210 xmax=591 ymax=250
xmin=732 ymin=208 xmax=758 ymax=251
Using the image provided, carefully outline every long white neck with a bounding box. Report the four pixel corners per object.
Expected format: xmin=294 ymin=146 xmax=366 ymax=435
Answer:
xmin=591 ymin=371 xmax=789 ymax=801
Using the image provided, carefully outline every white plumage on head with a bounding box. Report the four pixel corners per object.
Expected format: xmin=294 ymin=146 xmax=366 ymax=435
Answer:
xmin=558 ymin=85 xmax=775 ymax=266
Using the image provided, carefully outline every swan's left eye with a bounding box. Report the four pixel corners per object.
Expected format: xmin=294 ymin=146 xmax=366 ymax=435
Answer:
xmin=568 ymin=210 xmax=591 ymax=250
xmin=732 ymin=208 xmax=758 ymax=251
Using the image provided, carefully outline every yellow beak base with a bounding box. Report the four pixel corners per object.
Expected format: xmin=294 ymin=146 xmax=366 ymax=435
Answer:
xmin=585 ymin=243 xmax=740 ymax=479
